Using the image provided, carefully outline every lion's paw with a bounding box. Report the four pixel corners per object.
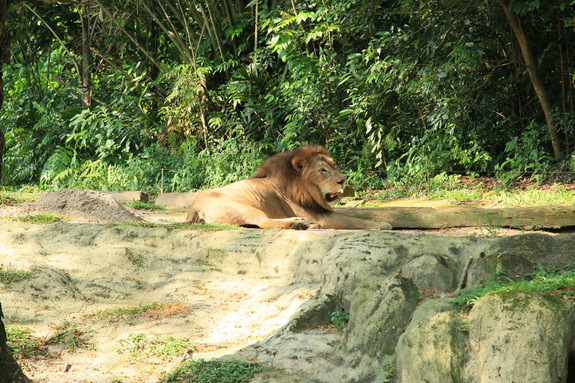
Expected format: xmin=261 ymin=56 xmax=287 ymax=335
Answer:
xmin=378 ymin=222 xmax=393 ymax=230
xmin=290 ymin=218 xmax=311 ymax=230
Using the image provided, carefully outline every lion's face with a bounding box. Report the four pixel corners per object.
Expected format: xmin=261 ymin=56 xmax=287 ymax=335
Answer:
xmin=296 ymin=154 xmax=345 ymax=207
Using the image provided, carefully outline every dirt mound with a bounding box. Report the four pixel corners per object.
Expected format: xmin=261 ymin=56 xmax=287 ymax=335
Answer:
xmin=14 ymin=189 xmax=143 ymax=223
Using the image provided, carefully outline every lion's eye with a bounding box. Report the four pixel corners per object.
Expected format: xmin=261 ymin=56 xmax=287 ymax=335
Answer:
xmin=320 ymin=168 xmax=328 ymax=175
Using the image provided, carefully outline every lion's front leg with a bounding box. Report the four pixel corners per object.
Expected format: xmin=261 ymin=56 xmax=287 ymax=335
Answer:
xmin=248 ymin=217 xmax=311 ymax=230
xmin=316 ymin=212 xmax=393 ymax=230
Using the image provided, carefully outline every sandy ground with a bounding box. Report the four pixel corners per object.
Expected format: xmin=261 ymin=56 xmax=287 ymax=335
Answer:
xmin=0 ymin=190 xmax=328 ymax=382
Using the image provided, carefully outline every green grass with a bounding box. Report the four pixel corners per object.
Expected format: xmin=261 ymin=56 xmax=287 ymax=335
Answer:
xmin=0 ymin=188 xmax=40 ymax=206
xmin=160 ymin=359 xmax=264 ymax=383
xmin=125 ymin=201 xmax=166 ymax=210
xmin=12 ymin=213 xmax=64 ymax=224
xmin=451 ymin=266 xmax=575 ymax=309
xmin=6 ymin=326 xmax=46 ymax=358
xmin=0 ymin=265 xmax=32 ymax=284
xmin=93 ymin=303 xmax=162 ymax=323
xmin=90 ymin=302 xmax=191 ymax=324
xmin=48 ymin=321 xmax=92 ymax=352
xmin=485 ymin=187 xmax=575 ymax=207
xmin=357 ymin=177 xmax=575 ymax=208
xmin=110 ymin=221 xmax=240 ymax=230
xmin=118 ymin=333 xmax=193 ymax=361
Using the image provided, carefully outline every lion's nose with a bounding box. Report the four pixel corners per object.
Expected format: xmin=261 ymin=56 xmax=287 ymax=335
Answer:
xmin=337 ymin=178 xmax=345 ymax=186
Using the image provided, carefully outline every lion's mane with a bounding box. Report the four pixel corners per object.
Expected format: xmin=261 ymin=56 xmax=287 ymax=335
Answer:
xmin=252 ymin=144 xmax=333 ymax=214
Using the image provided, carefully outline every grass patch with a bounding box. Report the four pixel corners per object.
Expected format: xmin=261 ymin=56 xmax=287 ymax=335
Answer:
xmin=0 ymin=265 xmax=32 ymax=284
xmin=485 ymin=187 xmax=575 ymax=207
xmin=160 ymin=359 xmax=264 ymax=383
xmin=118 ymin=333 xmax=193 ymax=362
xmin=12 ymin=213 xmax=64 ymax=224
xmin=91 ymin=302 xmax=192 ymax=324
xmin=6 ymin=326 xmax=46 ymax=358
xmin=125 ymin=201 xmax=166 ymax=210
xmin=111 ymin=221 xmax=240 ymax=230
xmin=0 ymin=188 xmax=39 ymax=206
xmin=451 ymin=266 xmax=575 ymax=309
xmin=47 ymin=321 xmax=92 ymax=352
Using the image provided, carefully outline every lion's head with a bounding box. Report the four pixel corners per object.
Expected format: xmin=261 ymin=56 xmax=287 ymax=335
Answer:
xmin=252 ymin=145 xmax=345 ymax=213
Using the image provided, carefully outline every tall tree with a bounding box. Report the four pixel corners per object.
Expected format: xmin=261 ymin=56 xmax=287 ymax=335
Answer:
xmin=0 ymin=0 xmax=10 ymax=181
xmin=498 ymin=0 xmax=565 ymax=157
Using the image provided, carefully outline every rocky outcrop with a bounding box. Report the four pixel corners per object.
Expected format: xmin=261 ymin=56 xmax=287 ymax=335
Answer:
xmin=468 ymin=292 xmax=574 ymax=383
xmin=2 ymin=221 xmax=574 ymax=382
xmin=242 ymin=232 xmax=575 ymax=383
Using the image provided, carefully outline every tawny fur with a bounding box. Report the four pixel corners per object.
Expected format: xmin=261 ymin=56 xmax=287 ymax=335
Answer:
xmin=186 ymin=145 xmax=392 ymax=230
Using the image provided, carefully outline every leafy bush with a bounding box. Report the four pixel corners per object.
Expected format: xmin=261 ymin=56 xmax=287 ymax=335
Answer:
xmin=495 ymin=122 xmax=553 ymax=184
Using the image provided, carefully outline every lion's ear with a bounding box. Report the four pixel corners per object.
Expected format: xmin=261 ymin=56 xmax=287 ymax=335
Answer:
xmin=291 ymin=155 xmax=309 ymax=172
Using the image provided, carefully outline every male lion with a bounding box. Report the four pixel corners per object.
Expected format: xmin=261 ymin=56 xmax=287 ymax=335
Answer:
xmin=186 ymin=145 xmax=392 ymax=230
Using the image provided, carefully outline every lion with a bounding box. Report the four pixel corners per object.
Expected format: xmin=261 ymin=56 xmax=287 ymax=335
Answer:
xmin=186 ymin=145 xmax=392 ymax=230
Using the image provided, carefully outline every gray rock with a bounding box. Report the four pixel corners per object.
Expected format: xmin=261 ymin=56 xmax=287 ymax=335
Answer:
xmin=396 ymin=299 xmax=475 ymax=383
xmin=468 ymin=291 xmax=575 ymax=383
xmin=345 ymin=275 xmax=420 ymax=357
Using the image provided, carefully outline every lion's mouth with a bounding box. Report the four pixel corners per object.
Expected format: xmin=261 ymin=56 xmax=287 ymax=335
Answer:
xmin=325 ymin=193 xmax=339 ymax=203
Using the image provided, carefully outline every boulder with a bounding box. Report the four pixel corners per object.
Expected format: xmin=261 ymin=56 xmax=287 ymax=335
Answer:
xmin=469 ymin=291 xmax=575 ymax=382
xmin=396 ymin=299 xmax=475 ymax=382
xmin=345 ymin=276 xmax=420 ymax=357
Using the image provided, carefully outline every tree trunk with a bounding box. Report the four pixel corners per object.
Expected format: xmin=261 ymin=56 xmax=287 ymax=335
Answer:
xmin=498 ymin=0 xmax=564 ymax=158
xmin=0 ymin=303 xmax=32 ymax=383
xmin=0 ymin=2 xmax=32 ymax=377
xmin=80 ymin=0 xmax=92 ymax=108
xmin=0 ymin=0 xmax=11 ymax=182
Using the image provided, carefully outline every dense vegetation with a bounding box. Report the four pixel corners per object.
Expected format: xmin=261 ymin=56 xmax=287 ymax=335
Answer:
xmin=1 ymin=0 xmax=574 ymax=193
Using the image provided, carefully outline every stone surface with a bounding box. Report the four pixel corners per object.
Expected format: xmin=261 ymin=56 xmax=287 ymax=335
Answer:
xmin=2 ymin=220 xmax=575 ymax=382
xmin=396 ymin=299 xmax=475 ymax=383
xmin=469 ymin=291 xmax=575 ymax=383
xmin=345 ymin=276 xmax=420 ymax=357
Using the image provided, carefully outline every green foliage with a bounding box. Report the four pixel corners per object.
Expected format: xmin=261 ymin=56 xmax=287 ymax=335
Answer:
xmin=0 ymin=265 xmax=32 ymax=284
xmin=381 ymin=362 xmax=397 ymax=383
xmin=161 ymin=359 xmax=264 ymax=383
xmin=109 ymin=221 xmax=240 ymax=231
xmin=48 ymin=321 xmax=92 ymax=352
xmin=6 ymin=327 xmax=46 ymax=359
xmin=451 ymin=266 xmax=575 ymax=309
xmin=125 ymin=201 xmax=165 ymax=210
xmin=0 ymin=190 xmax=35 ymax=206
xmin=495 ymin=122 xmax=553 ymax=185
xmin=118 ymin=333 xmax=193 ymax=361
xmin=12 ymin=213 xmax=64 ymax=224
xmin=2 ymin=0 xmax=574 ymax=191
xmin=330 ymin=310 xmax=350 ymax=331
xmin=94 ymin=303 xmax=163 ymax=324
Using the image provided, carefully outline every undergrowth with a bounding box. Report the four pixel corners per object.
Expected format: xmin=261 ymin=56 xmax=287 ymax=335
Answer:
xmin=110 ymin=221 xmax=240 ymax=231
xmin=0 ymin=265 xmax=32 ymax=284
xmin=11 ymin=213 xmax=64 ymax=224
xmin=118 ymin=333 xmax=193 ymax=362
xmin=90 ymin=302 xmax=192 ymax=324
xmin=47 ymin=321 xmax=93 ymax=352
xmin=160 ymin=359 xmax=264 ymax=383
xmin=125 ymin=201 xmax=166 ymax=210
xmin=451 ymin=266 xmax=575 ymax=309
xmin=6 ymin=327 xmax=46 ymax=359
